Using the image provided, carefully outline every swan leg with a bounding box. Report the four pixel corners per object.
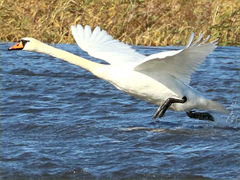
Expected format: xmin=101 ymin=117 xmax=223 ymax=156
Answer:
xmin=153 ymin=96 xmax=187 ymax=119
xmin=186 ymin=111 xmax=215 ymax=121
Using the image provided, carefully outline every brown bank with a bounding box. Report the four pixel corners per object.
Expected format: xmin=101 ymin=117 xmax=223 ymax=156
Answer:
xmin=1 ymin=0 xmax=239 ymax=46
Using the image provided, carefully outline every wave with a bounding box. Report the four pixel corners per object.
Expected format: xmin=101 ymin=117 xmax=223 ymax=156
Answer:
xmin=8 ymin=68 xmax=90 ymax=78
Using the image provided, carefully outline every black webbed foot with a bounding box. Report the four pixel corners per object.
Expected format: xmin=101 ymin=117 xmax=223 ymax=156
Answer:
xmin=186 ymin=111 xmax=215 ymax=121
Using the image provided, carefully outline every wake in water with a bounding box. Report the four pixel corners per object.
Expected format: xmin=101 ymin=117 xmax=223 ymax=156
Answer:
xmin=223 ymin=99 xmax=240 ymax=129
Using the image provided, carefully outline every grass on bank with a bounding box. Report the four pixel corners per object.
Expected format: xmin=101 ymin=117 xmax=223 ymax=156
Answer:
xmin=0 ymin=0 xmax=239 ymax=46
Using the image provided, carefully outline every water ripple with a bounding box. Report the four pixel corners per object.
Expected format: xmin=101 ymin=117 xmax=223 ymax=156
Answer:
xmin=1 ymin=44 xmax=239 ymax=180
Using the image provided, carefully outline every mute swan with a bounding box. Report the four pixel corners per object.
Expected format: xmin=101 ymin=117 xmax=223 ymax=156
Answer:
xmin=8 ymin=24 xmax=228 ymax=121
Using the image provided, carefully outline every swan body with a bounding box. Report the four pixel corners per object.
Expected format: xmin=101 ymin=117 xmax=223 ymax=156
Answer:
xmin=8 ymin=25 xmax=227 ymax=119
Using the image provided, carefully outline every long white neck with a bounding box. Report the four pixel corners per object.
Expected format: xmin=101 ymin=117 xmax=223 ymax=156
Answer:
xmin=31 ymin=41 xmax=105 ymax=77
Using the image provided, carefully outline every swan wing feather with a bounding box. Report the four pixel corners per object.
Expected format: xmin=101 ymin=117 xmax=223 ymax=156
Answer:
xmin=135 ymin=33 xmax=218 ymax=85
xmin=71 ymin=25 xmax=145 ymax=66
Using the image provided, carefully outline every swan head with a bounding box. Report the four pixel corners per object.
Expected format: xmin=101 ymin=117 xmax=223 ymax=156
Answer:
xmin=8 ymin=37 xmax=41 ymax=51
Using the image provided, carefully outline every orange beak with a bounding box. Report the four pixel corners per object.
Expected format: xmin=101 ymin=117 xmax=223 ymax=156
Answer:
xmin=8 ymin=41 xmax=24 ymax=50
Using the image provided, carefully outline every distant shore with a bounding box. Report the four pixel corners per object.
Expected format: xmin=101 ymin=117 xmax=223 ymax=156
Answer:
xmin=1 ymin=0 xmax=239 ymax=46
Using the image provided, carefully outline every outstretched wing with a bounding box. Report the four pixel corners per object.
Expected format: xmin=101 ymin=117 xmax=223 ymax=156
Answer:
xmin=135 ymin=33 xmax=218 ymax=84
xmin=71 ymin=25 xmax=145 ymax=66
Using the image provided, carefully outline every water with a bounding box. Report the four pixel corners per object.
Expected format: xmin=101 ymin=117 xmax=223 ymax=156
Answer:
xmin=1 ymin=42 xmax=239 ymax=180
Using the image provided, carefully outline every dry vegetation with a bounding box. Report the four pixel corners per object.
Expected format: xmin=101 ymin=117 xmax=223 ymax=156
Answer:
xmin=0 ymin=0 xmax=239 ymax=46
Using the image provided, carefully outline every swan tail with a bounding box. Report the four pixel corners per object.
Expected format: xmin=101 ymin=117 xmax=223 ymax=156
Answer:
xmin=206 ymin=100 xmax=229 ymax=114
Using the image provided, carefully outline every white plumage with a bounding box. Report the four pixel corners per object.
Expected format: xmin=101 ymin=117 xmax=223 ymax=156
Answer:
xmin=71 ymin=25 xmax=145 ymax=67
xmin=9 ymin=24 xmax=228 ymax=120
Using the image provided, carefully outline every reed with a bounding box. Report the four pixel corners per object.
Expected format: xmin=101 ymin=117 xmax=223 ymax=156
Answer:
xmin=0 ymin=0 xmax=239 ymax=46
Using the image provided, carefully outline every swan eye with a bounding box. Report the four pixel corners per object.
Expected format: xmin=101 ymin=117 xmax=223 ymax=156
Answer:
xmin=20 ymin=39 xmax=30 ymax=46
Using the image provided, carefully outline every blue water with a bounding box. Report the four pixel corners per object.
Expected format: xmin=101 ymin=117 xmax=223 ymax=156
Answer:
xmin=1 ymin=42 xmax=239 ymax=180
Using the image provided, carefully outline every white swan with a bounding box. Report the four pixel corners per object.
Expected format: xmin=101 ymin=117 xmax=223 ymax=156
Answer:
xmin=8 ymin=24 xmax=228 ymax=121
